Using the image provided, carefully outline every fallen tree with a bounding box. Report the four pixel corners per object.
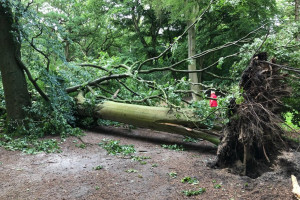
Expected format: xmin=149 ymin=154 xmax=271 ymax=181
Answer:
xmin=76 ymin=91 xmax=221 ymax=145
xmin=75 ymin=52 xmax=298 ymax=179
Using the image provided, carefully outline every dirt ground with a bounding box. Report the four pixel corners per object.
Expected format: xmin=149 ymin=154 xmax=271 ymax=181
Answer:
xmin=0 ymin=126 xmax=299 ymax=200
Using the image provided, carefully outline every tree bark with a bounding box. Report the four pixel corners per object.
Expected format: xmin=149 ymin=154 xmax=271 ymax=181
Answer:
xmin=296 ymin=0 xmax=299 ymax=21
xmin=0 ymin=3 xmax=31 ymax=120
xmin=187 ymin=21 xmax=201 ymax=101
xmin=296 ymin=0 xmax=299 ymax=41
xmin=76 ymin=92 xmax=220 ymax=145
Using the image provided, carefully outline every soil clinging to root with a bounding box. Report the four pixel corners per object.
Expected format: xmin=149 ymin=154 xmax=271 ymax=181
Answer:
xmin=216 ymin=52 xmax=292 ymax=178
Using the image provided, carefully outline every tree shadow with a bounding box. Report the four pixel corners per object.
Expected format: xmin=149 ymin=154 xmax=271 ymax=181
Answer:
xmin=89 ymin=126 xmax=217 ymax=155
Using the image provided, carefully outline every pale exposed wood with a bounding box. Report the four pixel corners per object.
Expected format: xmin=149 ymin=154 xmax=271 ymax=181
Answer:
xmin=292 ymin=175 xmax=300 ymax=200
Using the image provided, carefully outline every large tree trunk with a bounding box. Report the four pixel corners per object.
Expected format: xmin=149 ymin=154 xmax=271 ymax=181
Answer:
xmin=0 ymin=3 xmax=31 ymax=120
xmin=187 ymin=21 xmax=201 ymax=101
xmin=76 ymin=92 xmax=220 ymax=145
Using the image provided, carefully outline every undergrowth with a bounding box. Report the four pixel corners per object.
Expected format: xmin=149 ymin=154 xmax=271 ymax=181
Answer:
xmin=0 ymin=87 xmax=83 ymax=154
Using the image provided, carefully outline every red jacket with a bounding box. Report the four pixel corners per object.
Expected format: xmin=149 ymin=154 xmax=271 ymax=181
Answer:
xmin=209 ymin=93 xmax=218 ymax=107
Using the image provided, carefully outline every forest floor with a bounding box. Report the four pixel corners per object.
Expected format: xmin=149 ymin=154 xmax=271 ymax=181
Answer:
xmin=0 ymin=126 xmax=299 ymax=200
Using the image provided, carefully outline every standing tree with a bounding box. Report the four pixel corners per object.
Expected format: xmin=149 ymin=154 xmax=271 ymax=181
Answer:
xmin=0 ymin=2 xmax=31 ymax=120
xmin=296 ymin=0 xmax=299 ymax=40
xmin=148 ymin=0 xmax=212 ymax=101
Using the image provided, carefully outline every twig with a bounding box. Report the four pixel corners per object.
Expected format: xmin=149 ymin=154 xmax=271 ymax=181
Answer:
xmin=262 ymin=145 xmax=270 ymax=163
xmin=117 ymin=80 xmax=140 ymax=97
xmin=112 ymin=89 xmax=120 ymax=99
xmin=79 ymin=64 xmax=109 ymax=72
xmin=25 ymin=27 xmax=51 ymax=71
xmin=243 ymin=142 xmax=247 ymax=176
xmin=204 ymin=71 xmax=234 ymax=80
xmin=259 ymin=61 xmax=300 ymax=74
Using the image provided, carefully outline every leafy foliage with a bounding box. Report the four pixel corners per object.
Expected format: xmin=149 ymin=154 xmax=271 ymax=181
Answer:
xmin=161 ymin=144 xmax=184 ymax=151
xmin=182 ymin=188 xmax=206 ymax=196
xmin=93 ymin=165 xmax=104 ymax=170
xmin=181 ymin=176 xmax=199 ymax=185
xmin=231 ymin=22 xmax=300 ymax=124
xmin=99 ymin=138 xmax=136 ymax=156
xmin=183 ymin=136 xmax=200 ymax=143
xmin=0 ymin=134 xmax=61 ymax=154
xmin=168 ymin=171 xmax=177 ymax=178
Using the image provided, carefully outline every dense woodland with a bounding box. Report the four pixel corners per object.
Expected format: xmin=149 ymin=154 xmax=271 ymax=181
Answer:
xmin=0 ymin=0 xmax=299 ymax=176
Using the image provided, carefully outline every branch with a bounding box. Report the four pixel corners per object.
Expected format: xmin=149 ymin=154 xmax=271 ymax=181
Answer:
xmin=24 ymin=0 xmax=34 ymax=12
xmin=136 ymin=0 xmax=213 ymax=71
xmin=139 ymin=52 xmax=240 ymax=74
xmin=259 ymin=61 xmax=300 ymax=74
xmin=204 ymin=71 xmax=234 ymax=80
xmin=98 ymin=86 xmax=124 ymax=100
xmin=137 ymin=25 xmax=264 ymax=75
xmin=26 ymin=27 xmax=51 ymax=71
xmin=15 ymin=57 xmax=50 ymax=102
xmin=117 ymin=80 xmax=140 ymax=97
xmin=65 ymin=74 xmax=130 ymax=93
xmin=78 ymin=64 xmax=109 ymax=72
xmin=96 ymin=94 xmax=163 ymax=104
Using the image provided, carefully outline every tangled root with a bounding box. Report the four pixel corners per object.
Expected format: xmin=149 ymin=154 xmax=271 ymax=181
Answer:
xmin=216 ymin=52 xmax=291 ymax=178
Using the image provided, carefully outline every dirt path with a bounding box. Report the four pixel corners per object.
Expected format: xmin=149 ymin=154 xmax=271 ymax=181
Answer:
xmin=0 ymin=126 xmax=298 ymax=200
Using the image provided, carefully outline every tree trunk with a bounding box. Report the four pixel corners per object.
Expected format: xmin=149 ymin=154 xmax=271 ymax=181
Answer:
xmin=187 ymin=21 xmax=201 ymax=101
xmin=296 ymin=0 xmax=299 ymax=41
xmin=76 ymin=92 xmax=220 ymax=145
xmin=296 ymin=0 xmax=299 ymax=21
xmin=0 ymin=3 xmax=31 ymax=120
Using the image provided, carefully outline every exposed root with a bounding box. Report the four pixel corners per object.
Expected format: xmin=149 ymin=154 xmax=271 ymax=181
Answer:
xmin=216 ymin=52 xmax=291 ymax=178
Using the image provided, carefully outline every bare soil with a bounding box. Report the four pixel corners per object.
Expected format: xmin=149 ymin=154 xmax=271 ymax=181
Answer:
xmin=0 ymin=126 xmax=299 ymax=200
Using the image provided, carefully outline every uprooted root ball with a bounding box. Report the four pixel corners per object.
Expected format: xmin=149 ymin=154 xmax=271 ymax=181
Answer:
xmin=216 ymin=52 xmax=291 ymax=178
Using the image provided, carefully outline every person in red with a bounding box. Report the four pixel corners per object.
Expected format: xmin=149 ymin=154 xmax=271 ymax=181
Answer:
xmin=209 ymin=91 xmax=218 ymax=107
